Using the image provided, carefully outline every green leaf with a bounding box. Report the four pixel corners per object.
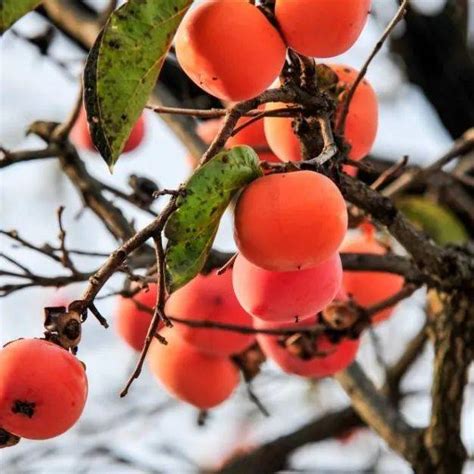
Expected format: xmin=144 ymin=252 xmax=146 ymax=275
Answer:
xmin=83 ymin=0 xmax=192 ymax=170
xmin=397 ymin=196 xmax=469 ymax=246
xmin=165 ymin=146 xmax=263 ymax=293
xmin=0 ymin=0 xmax=43 ymax=33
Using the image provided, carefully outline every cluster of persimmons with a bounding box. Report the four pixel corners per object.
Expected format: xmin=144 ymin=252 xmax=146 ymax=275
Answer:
xmin=0 ymin=0 xmax=404 ymax=446
xmin=113 ymin=0 xmax=402 ymax=412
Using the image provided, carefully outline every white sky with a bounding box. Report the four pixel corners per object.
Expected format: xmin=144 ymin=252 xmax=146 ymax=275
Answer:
xmin=0 ymin=2 xmax=472 ymax=472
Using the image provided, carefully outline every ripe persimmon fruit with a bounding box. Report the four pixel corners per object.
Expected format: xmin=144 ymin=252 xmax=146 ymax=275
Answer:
xmin=275 ymin=0 xmax=371 ymax=58
xmin=166 ymin=270 xmax=255 ymax=356
xmin=233 ymin=252 xmax=342 ymax=323
xmin=148 ymin=327 xmax=239 ymax=409
xmin=175 ymin=0 xmax=286 ymax=101
xmin=116 ymin=284 xmax=159 ymax=352
xmin=0 ymin=339 xmax=87 ymax=440
xmin=71 ymin=107 xmax=145 ymax=154
xmin=234 ymin=171 xmax=348 ymax=271
xmin=341 ymin=232 xmax=404 ymax=323
xmin=255 ymin=318 xmax=359 ymax=377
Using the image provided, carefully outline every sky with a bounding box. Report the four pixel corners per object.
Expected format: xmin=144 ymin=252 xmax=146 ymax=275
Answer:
xmin=0 ymin=1 xmax=472 ymax=472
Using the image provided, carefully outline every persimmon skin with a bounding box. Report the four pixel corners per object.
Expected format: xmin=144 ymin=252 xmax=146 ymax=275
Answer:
xmin=233 ymin=253 xmax=342 ymax=323
xmin=148 ymin=328 xmax=239 ymax=409
xmin=234 ymin=171 xmax=348 ymax=271
xmin=341 ymin=234 xmax=404 ymax=323
xmin=255 ymin=319 xmax=360 ymax=377
xmin=342 ymin=164 xmax=358 ymax=177
xmin=166 ymin=270 xmax=255 ymax=356
xmin=227 ymin=112 xmax=267 ymax=149
xmin=194 ymin=117 xmax=280 ymax=166
xmin=0 ymin=339 xmax=88 ymax=440
xmin=275 ymin=0 xmax=371 ymax=58
xmin=175 ymin=0 xmax=286 ymax=101
xmin=264 ymin=66 xmax=378 ymax=162
xmin=71 ymin=107 xmax=145 ymax=154
xmin=333 ymin=65 xmax=378 ymax=161
xmin=116 ymin=285 xmax=159 ymax=352
xmin=264 ymin=102 xmax=303 ymax=163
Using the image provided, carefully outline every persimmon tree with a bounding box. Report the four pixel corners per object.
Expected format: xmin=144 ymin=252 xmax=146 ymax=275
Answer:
xmin=1 ymin=1 xmax=473 ymax=473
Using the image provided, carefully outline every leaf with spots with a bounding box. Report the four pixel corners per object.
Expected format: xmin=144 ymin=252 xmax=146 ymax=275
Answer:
xmin=83 ymin=0 xmax=192 ymax=170
xmin=164 ymin=146 xmax=263 ymax=293
xmin=0 ymin=0 xmax=43 ymax=33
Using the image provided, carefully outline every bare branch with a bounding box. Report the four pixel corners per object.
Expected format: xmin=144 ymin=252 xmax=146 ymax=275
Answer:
xmin=52 ymin=83 xmax=84 ymax=142
xmin=383 ymin=127 xmax=474 ymax=196
xmin=200 ymin=87 xmax=328 ymax=165
xmin=120 ymin=229 xmax=171 ymax=397
xmin=219 ymin=324 xmax=428 ymax=474
xmin=59 ymin=144 xmax=137 ymax=241
xmin=335 ymin=363 xmax=422 ymax=465
xmin=56 ymin=206 xmax=78 ymax=274
xmin=0 ymin=146 xmax=59 ymax=168
xmin=371 ymin=155 xmax=409 ymax=190
xmin=339 ymin=173 xmax=474 ymax=292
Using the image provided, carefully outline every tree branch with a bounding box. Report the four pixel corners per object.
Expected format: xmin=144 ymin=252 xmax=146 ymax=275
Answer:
xmin=422 ymin=292 xmax=473 ymax=472
xmin=337 ymin=0 xmax=408 ymax=134
xmin=58 ymin=143 xmax=136 ymax=242
xmin=339 ymin=173 xmax=474 ymax=292
xmin=335 ymin=363 xmax=422 ymax=466
xmin=0 ymin=146 xmax=59 ymax=168
xmin=219 ymin=324 xmax=428 ymax=474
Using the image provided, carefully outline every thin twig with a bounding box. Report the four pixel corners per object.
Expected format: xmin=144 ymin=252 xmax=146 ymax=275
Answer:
xmin=200 ymin=87 xmax=328 ymax=165
xmin=366 ymin=284 xmax=418 ymax=319
xmin=56 ymin=206 xmax=78 ymax=274
xmin=120 ymin=232 xmax=171 ymax=397
xmin=371 ymin=156 xmax=409 ymax=190
xmin=383 ymin=127 xmax=474 ymax=196
xmin=52 ymin=83 xmax=84 ymax=142
xmin=337 ymin=0 xmax=409 ymax=133
xmin=217 ymin=253 xmax=238 ymax=275
xmin=146 ymin=104 xmax=301 ymax=120
xmin=0 ymin=253 xmax=34 ymax=275
xmin=1 ymin=230 xmax=63 ymax=264
xmin=0 ymin=146 xmax=59 ymax=168
xmin=102 ymin=183 xmax=158 ymax=217
xmin=230 ymin=107 xmax=302 ymax=137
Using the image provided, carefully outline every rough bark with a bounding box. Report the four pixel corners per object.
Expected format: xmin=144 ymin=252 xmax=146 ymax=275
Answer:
xmin=421 ymin=293 xmax=474 ymax=473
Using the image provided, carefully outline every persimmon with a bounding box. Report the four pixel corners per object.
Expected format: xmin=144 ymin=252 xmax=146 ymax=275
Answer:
xmin=148 ymin=328 xmax=239 ymax=409
xmin=0 ymin=339 xmax=87 ymax=440
xmin=233 ymin=252 xmax=342 ymax=323
xmin=234 ymin=171 xmax=348 ymax=271
xmin=341 ymin=232 xmax=404 ymax=323
xmin=196 ymin=118 xmax=223 ymax=145
xmin=116 ymin=285 xmax=159 ymax=352
xmin=264 ymin=66 xmax=378 ymax=162
xmin=166 ymin=270 xmax=255 ymax=356
xmin=71 ymin=107 xmax=145 ymax=154
xmin=342 ymin=164 xmax=358 ymax=177
xmin=175 ymin=0 xmax=286 ymax=101
xmin=333 ymin=65 xmax=378 ymax=161
xmin=227 ymin=110 xmax=267 ymax=149
xmin=195 ymin=115 xmax=280 ymax=164
xmin=254 ymin=319 xmax=360 ymax=377
xmin=275 ymin=0 xmax=371 ymax=57
xmin=263 ymin=101 xmax=303 ymax=162
xmin=230 ymin=115 xmax=281 ymax=162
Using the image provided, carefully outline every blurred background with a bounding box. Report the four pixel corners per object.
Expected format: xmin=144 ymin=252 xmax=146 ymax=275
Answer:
xmin=1 ymin=0 xmax=473 ymax=472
